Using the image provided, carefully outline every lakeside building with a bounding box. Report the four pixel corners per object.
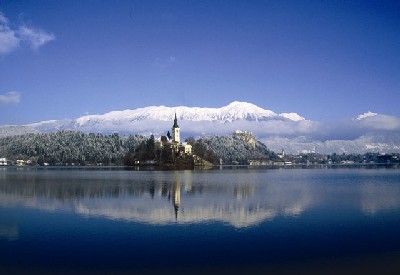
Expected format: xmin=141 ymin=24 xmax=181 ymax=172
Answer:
xmin=16 ymin=160 xmax=27 ymax=166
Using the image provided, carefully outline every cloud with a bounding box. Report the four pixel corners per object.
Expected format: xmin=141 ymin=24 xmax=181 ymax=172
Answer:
xmin=0 ymin=13 xmax=19 ymax=54
xmin=0 ymin=11 xmax=55 ymax=55
xmin=0 ymin=91 xmax=21 ymax=104
xmin=17 ymin=25 xmax=55 ymax=50
xmin=356 ymin=114 xmax=400 ymax=131
xmin=258 ymin=112 xmax=400 ymax=154
xmin=315 ymin=114 xmax=400 ymax=141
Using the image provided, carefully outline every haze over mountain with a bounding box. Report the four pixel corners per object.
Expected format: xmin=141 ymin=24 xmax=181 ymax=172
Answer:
xmin=1 ymin=101 xmax=399 ymax=154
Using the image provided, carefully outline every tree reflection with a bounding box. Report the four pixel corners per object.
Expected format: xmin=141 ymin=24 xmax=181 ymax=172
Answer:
xmin=1 ymin=169 xmax=400 ymax=228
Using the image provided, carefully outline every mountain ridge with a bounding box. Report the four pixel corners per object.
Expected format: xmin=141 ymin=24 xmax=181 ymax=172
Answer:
xmin=1 ymin=101 xmax=399 ymax=154
xmin=73 ymin=101 xmax=305 ymax=127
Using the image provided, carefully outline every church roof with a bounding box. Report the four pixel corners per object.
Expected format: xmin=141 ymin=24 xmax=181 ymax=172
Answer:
xmin=173 ymin=113 xmax=179 ymax=128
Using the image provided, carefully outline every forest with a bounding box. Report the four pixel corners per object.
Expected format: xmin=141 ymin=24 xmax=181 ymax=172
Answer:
xmin=0 ymin=131 xmax=276 ymax=166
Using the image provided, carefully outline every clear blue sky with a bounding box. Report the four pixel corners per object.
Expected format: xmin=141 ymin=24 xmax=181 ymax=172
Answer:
xmin=1 ymin=0 xmax=399 ymax=125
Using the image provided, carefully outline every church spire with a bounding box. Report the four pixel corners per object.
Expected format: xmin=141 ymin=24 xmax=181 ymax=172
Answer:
xmin=173 ymin=113 xmax=179 ymax=128
xmin=172 ymin=113 xmax=180 ymax=143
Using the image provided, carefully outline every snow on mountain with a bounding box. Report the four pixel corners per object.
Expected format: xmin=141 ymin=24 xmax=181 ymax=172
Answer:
xmin=74 ymin=101 xmax=304 ymax=127
xmin=353 ymin=112 xmax=400 ymax=131
xmin=0 ymin=125 xmax=37 ymax=137
xmin=261 ymin=133 xmax=400 ymax=154
xmin=2 ymin=101 xmax=399 ymax=154
xmin=28 ymin=119 xmax=73 ymax=131
xmin=355 ymin=111 xmax=378 ymax=120
xmin=279 ymin=113 xmax=305 ymax=122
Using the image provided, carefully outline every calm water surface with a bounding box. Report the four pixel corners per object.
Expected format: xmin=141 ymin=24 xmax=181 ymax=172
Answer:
xmin=1 ymin=167 xmax=400 ymax=274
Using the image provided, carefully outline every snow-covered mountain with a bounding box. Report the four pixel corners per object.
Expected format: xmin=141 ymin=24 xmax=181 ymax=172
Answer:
xmin=261 ymin=133 xmax=400 ymax=155
xmin=355 ymin=111 xmax=378 ymax=121
xmin=1 ymin=101 xmax=399 ymax=154
xmin=0 ymin=125 xmax=37 ymax=137
xmin=27 ymin=101 xmax=312 ymax=137
xmin=73 ymin=101 xmax=305 ymax=127
xmin=261 ymin=110 xmax=400 ymax=154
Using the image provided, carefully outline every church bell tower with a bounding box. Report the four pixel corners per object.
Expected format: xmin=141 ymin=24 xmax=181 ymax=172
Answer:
xmin=172 ymin=113 xmax=180 ymax=143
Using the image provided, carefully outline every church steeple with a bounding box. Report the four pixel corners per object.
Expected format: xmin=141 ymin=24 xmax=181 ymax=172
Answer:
xmin=172 ymin=113 xmax=180 ymax=143
xmin=173 ymin=113 xmax=179 ymax=128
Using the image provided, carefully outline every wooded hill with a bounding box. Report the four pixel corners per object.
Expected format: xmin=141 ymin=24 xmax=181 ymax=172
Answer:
xmin=0 ymin=131 xmax=276 ymax=166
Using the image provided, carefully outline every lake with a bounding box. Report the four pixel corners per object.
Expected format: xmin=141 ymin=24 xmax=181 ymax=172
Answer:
xmin=1 ymin=166 xmax=400 ymax=274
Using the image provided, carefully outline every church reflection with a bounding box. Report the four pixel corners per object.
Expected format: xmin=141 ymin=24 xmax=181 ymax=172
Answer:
xmin=1 ymin=169 xmax=400 ymax=228
xmin=172 ymin=177 xmax=181 ymax=220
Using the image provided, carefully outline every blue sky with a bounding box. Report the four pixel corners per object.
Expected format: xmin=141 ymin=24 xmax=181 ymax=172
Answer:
xmin=1 ymin=0 xmax=399 ymax=125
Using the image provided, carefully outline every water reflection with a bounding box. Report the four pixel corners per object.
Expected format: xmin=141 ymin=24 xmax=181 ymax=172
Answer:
xmin=360 ymin=182 xmax=400 ymax=215
xmin=0 ymin=169 xmax=399 ymax=228
xmin=0 ymin=225 xmax=18 ymax=241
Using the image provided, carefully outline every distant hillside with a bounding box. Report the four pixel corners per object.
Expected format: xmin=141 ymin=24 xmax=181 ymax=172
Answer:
xmin=190 ymin=131 xmax=276 ymax=165
xmin=0 ymin=125 xmax=37 ymax=137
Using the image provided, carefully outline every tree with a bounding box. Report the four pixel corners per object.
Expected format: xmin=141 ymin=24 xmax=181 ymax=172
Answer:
xmin=123 ymin=152 xmax=135 ymax=166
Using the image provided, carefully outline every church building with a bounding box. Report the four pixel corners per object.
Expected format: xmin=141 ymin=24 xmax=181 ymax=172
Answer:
xmin=172 ymin=113 xmax=180 ymax=144
xmin=162 ymin=113 xmax=192 ymax=155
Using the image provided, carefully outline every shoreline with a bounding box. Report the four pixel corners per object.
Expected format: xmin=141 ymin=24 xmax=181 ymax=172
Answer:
xmin=1 ymin=163 xmax=399 ymax=171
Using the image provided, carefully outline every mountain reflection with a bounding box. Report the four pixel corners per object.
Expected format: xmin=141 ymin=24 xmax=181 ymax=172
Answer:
xmin=1 ymin=169 xmax=400 ymax=228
